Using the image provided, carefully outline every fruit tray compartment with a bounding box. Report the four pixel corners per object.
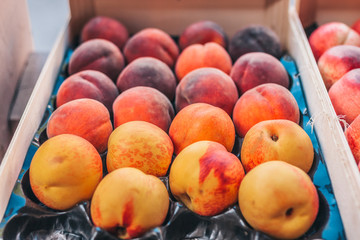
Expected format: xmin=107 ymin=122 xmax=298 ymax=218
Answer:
xmin=0 ymin=46 xmax=345 ymax=239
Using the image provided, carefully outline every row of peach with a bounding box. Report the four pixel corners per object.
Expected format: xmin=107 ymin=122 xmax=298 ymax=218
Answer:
xmin=308 ymin=19 xmax=360 ymax=169
xmin=29 ymin=16 xmax=321 ymax=239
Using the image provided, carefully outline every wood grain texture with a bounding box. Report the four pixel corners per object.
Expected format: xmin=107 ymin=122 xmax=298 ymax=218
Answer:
xmin=0 ymin=20 xmax=69 ymax=223
xmin=0 ymin=0 xmax=33 ymax=161
xmin=287 ymin=8 xmax=360 ymax=240
xmin=9 ymin=52 xmax=48 ymax=132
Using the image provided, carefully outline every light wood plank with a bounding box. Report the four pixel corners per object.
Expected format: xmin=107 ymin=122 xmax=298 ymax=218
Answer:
xmin=0 ymin=17 xmax=70 ymax=222
xmin=9 ymin=52 xmax=48 ymax=132
xmin=288 ymin=7 xmax=360 ymax=240
xmin=0 ymin=0 xmax=33 ymax=160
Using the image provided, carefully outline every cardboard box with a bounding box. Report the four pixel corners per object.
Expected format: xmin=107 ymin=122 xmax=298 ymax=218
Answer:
xmin=0 ymin=0 xmax=33 ymax=160
xmin=0 ymin=0 xmax=359 ymax=239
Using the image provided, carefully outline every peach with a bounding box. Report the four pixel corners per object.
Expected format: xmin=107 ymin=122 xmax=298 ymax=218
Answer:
xmin=29 ymin=134 xmax=103 ymax=210
xmin=56 ymin=70 xmax=119 ymax=111
xmin=309 ymin=22 xmax=360 ymax=61
xmin=169 ymin=103 xmax=235 ymax=155
xmin=345 ymin=114 xmax=360 ymax=164
xmin=123 ymin=28 xmax=179 ymax=68
xmin=80 ymin=16 xmax=129 ymax=50
xmin=116 ymin=57 xmax=176 ymax=101
xmin=232 ymin=83 xmax=300 ymax=137
xmin=113 ymin=86 xmax=174 ymax=132
xmin=175 ymin=67 xmax=238 ymax=116
xmin=169 ymin=140 xmax=245 ymax=216
xmin=68 ymin=39 xmax=125 ymax=82
xmin=238 ymin=161 xmax=319 ymax=239
xmin=352 ymin=18 xmax=360 ymax=35
xmin=106 ymin=121 xmax=173 ymax=176
xmin=230 ymin=52 xmax=289 ymax=95
xmin=174 ymin=42 xmax=232 ymax=81
xmin=318 ymin=45 xmax=360 ymax=90
xmin=329 ymin=69 xmax=360 ymax=126
xmin=47 ymin=98 xmax=113 ymax=153
xmin=241 ymin=119 xmax=314 ymax=173
xmin=229 ymin=24 xmax=282 ymax=62
xmin=91 ymin=167 xmax=169 ymax=239
xmin=178 ymin=20 xmax=228 ymax=50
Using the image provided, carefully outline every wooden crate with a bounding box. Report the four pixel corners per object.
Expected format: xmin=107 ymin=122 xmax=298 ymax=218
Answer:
xmin=297 ymin=1 xmax=360 ymax=239
xmin=299 ymin=0 xmax=360 ymax=28
xmin=0 ymin=0 xmax=33 ymax=160
xmin=1 ymin=0 xmax=359 ymax=239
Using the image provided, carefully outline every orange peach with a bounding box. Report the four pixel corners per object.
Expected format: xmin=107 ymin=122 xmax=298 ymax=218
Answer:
xmin=345 ymin=114 xmax=360 ymax=164
xmin=229 ymin=24 xmax=282 ymax=62
xmin=175 ymin=42 xmax=232 ymax=81
xmin=329 ymin=69 xmax=360 ymax=126
xmin=68 ymin=39 xmax=125 ymax=82
xmin=309 ymin=22 xmax=360 ymax=61
xmin=91 ymin=167 xmax=169 ymax=239
xmin=232 ymin=83 xmax=300 ymax=137
xmin=106 ymin=121 xmax=173 ymax=176
xmin=56 ymin=70 xmax=119 ymax=112
xmin=318 ymin=45 xmax=360 ymax=90
xmin=47 ymin=98 xmax=113 ymax=153
xmin=178 ymin=20 xmax=228 ymax=50
xmin=169 ymin=140 xmax=245 ymax=216
xmin=175 ymin=67 xmax=238 ymax=116
xmin=29 ymin=134 xmax=103 ymax=210
xmin=238 ymin=161 xmax=319 ymax=239
xmin=113 ymin=86 xmax=175 ymax=132
xmin=169 ymin=103 xmax=235 ymax=155
xmin=241 ymin=119 xmax=314 ymax=173
xmin=230 ymin=52 xmax=289 ymax=95
xmin=123 ymin=28 xmax=179 ymax=68
xmin=116 ymin=57 xmax=176 ymax=101
xmin=80 ymin=16 xmax=129 ymax=50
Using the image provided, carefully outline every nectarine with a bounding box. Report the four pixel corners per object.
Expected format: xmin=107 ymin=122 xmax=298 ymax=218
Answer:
xmin=178 ymin=20 xmax=228 ymax=50
xmin=107 ymin=121 xmax=173 ymax=176
xmin=232 ymin=83 xmax=300 ymax=137
xmin=238 ymin=161 xmax=319 ymax=239
xmin=229 ymin=24 xmax=282 ymax=62
xmin=123 ymin=28 xmax=179 ymax=68
xmin=81 ymin=16 xmax=129 ymax=50
xmin=169 ymin=141 xmax=244 ymax=216
xmin=91 ymin=167 xmax=169 ymax=239
xmin=56 ymin=70 xmax=119 ymax=112
xmin=29 ymin=134 xmax=103 ymax=211
xmin=175 ymin=67 xmax=239 ymax=116
xmin=116 ymin=57 xmax=176 ymax=101
xmin=47 ymin=98 xmax=113 ymax=153
xmin=241 ymin=119 xmax=314 ymax=173
xmin=113 ymin=86 xmax=175 ymax=132
xmin=230 ymin=52 xmax=289 ymax=95
xmin=309 ymin=22 xmax=360 ymax=61
xmin=169 ymin=103 xmax=235 ymax=155
xmin=68 ymin=39 xmax=125 ymax=82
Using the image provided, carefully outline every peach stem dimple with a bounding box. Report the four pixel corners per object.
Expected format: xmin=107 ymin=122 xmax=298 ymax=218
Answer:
xmin=271 ymin=134 xmax=279 ymax=142
xmin=285 ymin=207 xmax=293 ymax=217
